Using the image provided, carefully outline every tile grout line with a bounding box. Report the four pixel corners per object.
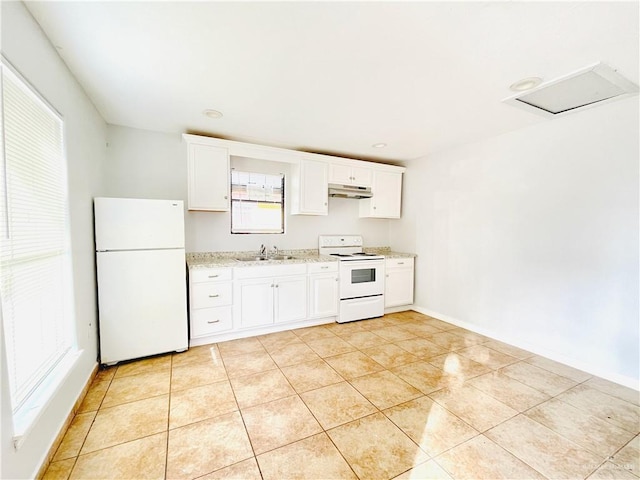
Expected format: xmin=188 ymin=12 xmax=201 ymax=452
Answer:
xmin=220 ymin=344 xmax=264 ymax=479
xmin=54 ymin=365 xmax=118 ymax=479
xmin=42 ymin=313 xmax=638 ymax=479
xmin=164 ymin=354 xmax=174 ymax=480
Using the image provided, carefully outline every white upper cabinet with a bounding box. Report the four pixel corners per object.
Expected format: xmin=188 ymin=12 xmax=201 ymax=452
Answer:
xmin=329 ymin=163 xmax=373 ymax=187
xmin=186 ymin=142 xmax=230 ymax=211
xmin=183 ymin=134 xmax=405 ymax=218
xmin=290 ymin=159 xmax=328 ymax=215
xmin=359 ymin=171 xmax=403 ymax=219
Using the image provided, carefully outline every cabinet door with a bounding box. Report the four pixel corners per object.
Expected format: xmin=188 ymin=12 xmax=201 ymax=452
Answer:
xmin=328 ymin=164 xmax=352 ymax=185
xmin=274 ymin=276 xmax=308 ymax=323
xmin=350 ymin=166 xmax=373 ymax=187
xmin=309 ymin=273 xmax=339 ymax=318
xmin=236 ymin=278 xmax=274 ymax=328
xmin=187 ymin=143 xmax=230 ymax=211
xmin=297 ymin=160 xmax=328 ymax=215
xmin=385 ymin=267 xmax=414 ymax=307
xmin=360 ymin=171 xmax=402 ymax=218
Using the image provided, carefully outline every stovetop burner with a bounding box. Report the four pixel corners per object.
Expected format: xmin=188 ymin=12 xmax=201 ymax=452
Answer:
xmin=319 ymin=235 xmax=385 ymax=261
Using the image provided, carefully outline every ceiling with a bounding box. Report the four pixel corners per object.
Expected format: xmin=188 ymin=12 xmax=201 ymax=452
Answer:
xmin=25 ymin=1 xmax=639 ymax=162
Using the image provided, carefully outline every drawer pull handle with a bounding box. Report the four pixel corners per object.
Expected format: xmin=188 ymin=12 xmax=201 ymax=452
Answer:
xmin=397 ymin=262 xmax=404 ymax=265
xmin=209 ymin=294 xmax=220 ymax=298
xmin=207 ymin=320 xmax=220 ymax=324
xmin=208 ymin=274 xmax=219 ymax=278
xmin=321 ymin=266 xmax=328 ymax=269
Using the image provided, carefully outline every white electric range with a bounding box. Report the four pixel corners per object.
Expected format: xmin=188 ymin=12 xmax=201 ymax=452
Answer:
xmin=318 ymin=235 xmax=385 ymax=323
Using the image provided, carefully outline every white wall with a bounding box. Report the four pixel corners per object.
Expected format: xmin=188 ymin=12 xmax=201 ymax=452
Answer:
xmin=105 ymin=125 xmax=391 ymax=252
xmin=392 ymin=97 xmax=639 ymax=387
xmin=1 ymin=2 xmax=107 ymax=478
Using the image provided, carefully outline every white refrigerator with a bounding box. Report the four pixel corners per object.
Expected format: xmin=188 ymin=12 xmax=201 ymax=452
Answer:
xmin=94 ymin=197 xmax=188 ymax=365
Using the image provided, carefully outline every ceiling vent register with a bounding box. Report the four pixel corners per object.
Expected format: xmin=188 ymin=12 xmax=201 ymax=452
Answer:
xmin=503 ymin=62 xmax=638 ymax=117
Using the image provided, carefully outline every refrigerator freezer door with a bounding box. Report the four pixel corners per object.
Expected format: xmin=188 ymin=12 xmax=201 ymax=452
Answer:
xmin=97 ymin=248 xmax=188 ymax=364
xmin=94 ymin=197 xmax=185 ymax=251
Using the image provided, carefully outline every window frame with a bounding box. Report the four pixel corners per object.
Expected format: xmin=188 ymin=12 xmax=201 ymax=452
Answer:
xmin=0 ymin=58 xmax=78 ymax=445
xmin=230 ymin=170 xmax=285 ymax=235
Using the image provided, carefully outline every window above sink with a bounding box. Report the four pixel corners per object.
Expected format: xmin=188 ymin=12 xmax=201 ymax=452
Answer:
xmin=231 ymin=170 xmax=284 ymax=234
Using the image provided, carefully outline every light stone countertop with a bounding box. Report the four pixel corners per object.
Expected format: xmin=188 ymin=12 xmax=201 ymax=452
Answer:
xmin=186 ymin=247 xmax=416 ymax=269
xmin=186 ymin=249 xmax=338 ymax=269
xmin=365 ymin=247 xmax=418 ymax=259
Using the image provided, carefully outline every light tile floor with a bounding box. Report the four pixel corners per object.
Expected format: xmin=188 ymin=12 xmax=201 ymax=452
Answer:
xmin=43 ymin=312 xmax=640 ymax=480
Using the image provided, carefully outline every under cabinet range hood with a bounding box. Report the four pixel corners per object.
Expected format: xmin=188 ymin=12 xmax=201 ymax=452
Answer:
xmin=328 ymin=184 xmax=373 ymax=199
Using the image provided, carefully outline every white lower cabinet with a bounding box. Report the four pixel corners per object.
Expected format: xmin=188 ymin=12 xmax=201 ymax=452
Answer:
xmin=274 ymin=276 xmax=308 ymax=323
xmin=236 ymin=278 xmax=274 ymax=329
xmin=308 ymin=263 xmax=339 ymax=318
xmin=190 ymin=261 xmax=340 ymax=345
xmin=189 ymin=267 xmax=234 ymax=338
xmin=384 ymin=257 xmax=414 ymax=307
xmin=234 ymin=264 xmax=308 ymax=329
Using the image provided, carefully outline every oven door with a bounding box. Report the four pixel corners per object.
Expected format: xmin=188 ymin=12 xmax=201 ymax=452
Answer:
xmin=339 ymin=259 xmax=385 ymax=299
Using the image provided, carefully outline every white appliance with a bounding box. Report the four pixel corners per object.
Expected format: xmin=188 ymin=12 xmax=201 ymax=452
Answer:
xmin=94 ymin=197 xmax=188 ymax=365
xmin=318 ymin=235 xmax=385 ymax=323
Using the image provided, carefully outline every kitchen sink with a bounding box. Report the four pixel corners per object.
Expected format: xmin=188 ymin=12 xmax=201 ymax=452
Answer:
xmin=270 ymin=255 xmax=295 ymax=260
xmin=235 ymin=255 xmax=295 ymax=262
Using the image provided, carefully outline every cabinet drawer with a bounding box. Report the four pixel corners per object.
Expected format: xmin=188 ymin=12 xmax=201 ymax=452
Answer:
xmin=386 ymin=257 xmax=414 ymax=269
xmin=191 ymin=282 xmax=232 ymax=308
xmin=190 ymin=267 xmax=233 ymax=283
xmin=234 ymin=263 xmax=307 ymax=279
xmin=190 ymin=306 xmax=233 ymax=337
xmin=307 ymin=262 xmax=338 ymax=274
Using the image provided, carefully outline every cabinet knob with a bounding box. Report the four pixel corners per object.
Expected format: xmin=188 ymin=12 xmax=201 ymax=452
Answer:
xmin=275 ymin=284 xmax=279 ymax=288
xmin=270 ymin=284 xmax=274 ymax=288
xmin=324 ymin=202 xmax=327 ymax=206
xmin=224 ymin=195 xmax=228 ymax=199
xmin=207 ymin=319 xmax=220 ymax=324
xmin=373 ymin=206 xmax=377 ymax=209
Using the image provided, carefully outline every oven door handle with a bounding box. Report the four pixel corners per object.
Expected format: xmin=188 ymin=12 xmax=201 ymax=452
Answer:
xmin=341 ymin=294 xmax=383 ymax=303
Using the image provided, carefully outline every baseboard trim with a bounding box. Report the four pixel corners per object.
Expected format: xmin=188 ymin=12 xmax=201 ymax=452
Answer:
xmin=412 ymin=305 xmax=640 ymax=391
xmin=35 ymin=362 xmax=99 ymax=480
xmin=385 ymin=304 xmax=414 ymax=314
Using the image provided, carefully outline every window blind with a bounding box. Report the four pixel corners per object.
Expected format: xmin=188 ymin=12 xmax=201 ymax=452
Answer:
xmin=0 ymin=62 xmax=75 ymax=412
xmin=231 ymin=171 xmax=284 ymax=234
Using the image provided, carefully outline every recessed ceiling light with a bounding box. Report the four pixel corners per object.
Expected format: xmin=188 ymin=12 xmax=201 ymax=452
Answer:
xmin=203 ymin=109 xmax=223 ymax=119
xmin=509 ymin=77 xmax=543 ymax=92
xmin=372 ymin=143 xmax=387 ymax=148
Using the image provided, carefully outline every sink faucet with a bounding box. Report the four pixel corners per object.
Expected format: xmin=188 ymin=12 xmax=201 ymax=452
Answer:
xmin=271 ymin=245 xmax=278 ymax=256
xmin=259 ymin=244 xmax=266 ymax=257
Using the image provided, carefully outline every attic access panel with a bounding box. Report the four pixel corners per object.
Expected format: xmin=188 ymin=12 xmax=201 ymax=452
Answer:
xmin=503 ymin=63 xmax=638 ymax=117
